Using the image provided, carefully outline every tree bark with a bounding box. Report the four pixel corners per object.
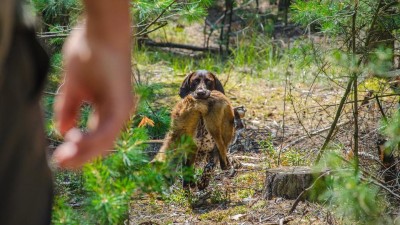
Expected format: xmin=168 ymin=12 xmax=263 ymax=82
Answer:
xmin=263 ymin=166 xmax=328 ymax=200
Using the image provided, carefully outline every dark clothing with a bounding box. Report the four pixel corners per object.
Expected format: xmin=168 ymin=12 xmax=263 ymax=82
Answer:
xmin=0 ymin=1 xmax=53 ymax=224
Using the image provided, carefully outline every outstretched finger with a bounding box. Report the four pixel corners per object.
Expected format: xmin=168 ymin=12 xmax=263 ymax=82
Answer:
xmin=54 ymin=84 xmax=82 ymax=136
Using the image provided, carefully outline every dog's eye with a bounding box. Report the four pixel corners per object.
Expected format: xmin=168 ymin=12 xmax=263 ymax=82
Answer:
xmin=206 ymin=79 xmax=214 ymax=87
xmin=192 ymin=79 xmax=200 ymax=84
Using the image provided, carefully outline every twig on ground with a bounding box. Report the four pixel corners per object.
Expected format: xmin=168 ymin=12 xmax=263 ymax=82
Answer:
xmin=338 ymin=155 xmax=400 ymax=200
xmin=259 ymin=213 xmax=277 ymax=223
xmin=240 ymin=162 xmax=263 ymax=169
xmin=232 ymin=155 xmax=267 ymax=161
xmin=280 ymin=121 xmax=351 ymax=151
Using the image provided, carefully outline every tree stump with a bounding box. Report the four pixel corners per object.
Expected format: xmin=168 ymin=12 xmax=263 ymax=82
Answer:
xmin=263 ymin=166 xmax=327 ymax=200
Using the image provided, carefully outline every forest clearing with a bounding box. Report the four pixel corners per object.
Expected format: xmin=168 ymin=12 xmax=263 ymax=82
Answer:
xmin=27 ymin=0 xmax=400 ymax=224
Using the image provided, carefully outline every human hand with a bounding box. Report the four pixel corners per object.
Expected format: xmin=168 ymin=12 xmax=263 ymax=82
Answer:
xmin=53 ymin=24 xmax=135 ymax=169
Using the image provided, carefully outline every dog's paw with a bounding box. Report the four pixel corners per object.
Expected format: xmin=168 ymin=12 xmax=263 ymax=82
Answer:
xmin=219 ymin=159 xmax=231 ymax=171
xmin=224 ymin=157 xmax=241 ymax=177
xmin=229 ymin=157 xmax=242 ymax=169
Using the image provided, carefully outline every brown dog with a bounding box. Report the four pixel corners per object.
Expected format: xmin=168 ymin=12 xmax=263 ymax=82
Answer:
xmin=153 ymin=70 xmax=239 ymax=189
xmin=178 ymin=70 xmax=225 ymax=99
xmin=153 ymin=90 xmax=234 ymax=169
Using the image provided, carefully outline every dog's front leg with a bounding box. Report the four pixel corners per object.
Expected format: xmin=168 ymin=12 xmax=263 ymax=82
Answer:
xmin=182 ymin=146 xmax=198 ymax=189
xmin=197 ymin=148 xmax=219 ymax=190
xmin=203 ymin=125 xmax=230 ymax=170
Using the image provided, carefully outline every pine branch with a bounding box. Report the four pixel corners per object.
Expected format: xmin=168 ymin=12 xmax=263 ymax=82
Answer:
xmin=136 ymin=0 xmax=178 ymax=37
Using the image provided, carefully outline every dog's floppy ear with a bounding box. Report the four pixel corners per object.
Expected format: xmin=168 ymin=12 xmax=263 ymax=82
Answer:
xmin=211 ymin=72 xmax=225 ymax=94
xmin=179 ymin=72 xmax=194 ymax=98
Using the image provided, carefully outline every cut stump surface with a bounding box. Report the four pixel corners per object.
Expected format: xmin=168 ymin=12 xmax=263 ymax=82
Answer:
xmin=263 ymin=166 xmax=327 ymax=200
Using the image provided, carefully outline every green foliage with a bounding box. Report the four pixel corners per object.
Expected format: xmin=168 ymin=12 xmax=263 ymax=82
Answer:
xmin=137 ymin=0 xmax=213 ymax=22
xmin=237 ymin=188 xmax=255 ymax=199
xmin=291 ymin=0 xmax=348 ymax=35
xmin=314 ymin=152 xmax=390 ymax=224
xmin=259 ymin=136 xmax=311 ymax=166
xmin=281 ymin=149 xmax=309 ymax=166
xmin=43 ymin=52 xmax=63 ymax=93
xmin=134 ymin=84 xmax=171 ymax=138
xmin=51 ymin=87 xmax=200 ymax=224
xmin=31 ymin=0 xmax=81 ymax=27
xmin=286 ymin=39 xmax=315 ymax=68
xmin=209 ymin=188 xmax=229 ymax=204
xmin=54 ymin=170 xmax=84 ymax=201
xmin=233 ymin=34 xmax=279 ymax=72
xmin=132 ymin=0 xmax=213 ymax=34
xmin=43 ymin=95 xmax=56 ymax=136
xmin=47 ymin=26 xmax=68 ymax=49
xmin=52 ymin=197 xmax=81 ymax=225
xmin=52 ymin=126 xmax=171 ymax=224
xmin=384 ymin=111 xmax=400 ymax=148
xmin=164 ymin=188 xmax=191 ymax=207
xmin=42 ymin=95 xmax=91 ymax=139
xmin=292 ymin=0 xmax=400 ymax=50
xmin=368 ymin=47 xmax=395 ymax=78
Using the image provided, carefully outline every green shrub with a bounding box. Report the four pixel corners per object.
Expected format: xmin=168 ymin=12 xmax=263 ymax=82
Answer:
xmin=313 ymin=152 xmax=390 ymax=224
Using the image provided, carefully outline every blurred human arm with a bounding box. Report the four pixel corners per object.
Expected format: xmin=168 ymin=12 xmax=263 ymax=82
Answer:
xmin=53 ymin=0 xmax=135 ymax=169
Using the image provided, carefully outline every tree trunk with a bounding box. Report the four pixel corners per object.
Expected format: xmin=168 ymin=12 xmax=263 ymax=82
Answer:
xmin=263 ymin=166 xmax=327 ymax=200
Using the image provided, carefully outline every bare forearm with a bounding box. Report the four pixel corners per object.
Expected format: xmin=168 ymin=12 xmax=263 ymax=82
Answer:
xmin=83 ymin=0 xmax=131 ymax=51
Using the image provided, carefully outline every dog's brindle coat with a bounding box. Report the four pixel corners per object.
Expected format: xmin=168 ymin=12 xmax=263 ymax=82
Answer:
xmin=153 ymin=70 xmax=237 ymax=189
xmin=179 ymin=70 xmax=229 ymax=168
xmin=153 ymin=90 xmax=234 ymax=166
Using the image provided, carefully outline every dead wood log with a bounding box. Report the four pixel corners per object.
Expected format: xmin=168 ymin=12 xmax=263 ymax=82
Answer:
xmin=138 ymin=38 xmax=222 ymax=54
xmin=263 ymin=166 xmax=328 ymax=200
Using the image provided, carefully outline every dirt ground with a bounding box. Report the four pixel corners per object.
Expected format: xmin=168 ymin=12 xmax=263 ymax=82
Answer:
xmin=126 ymin=3 xmax=400 ymax=224
xmin=130 ymin=46 xmax=398 ymax=225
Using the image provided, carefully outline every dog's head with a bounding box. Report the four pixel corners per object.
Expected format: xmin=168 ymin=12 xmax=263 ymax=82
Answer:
xmin=179 ymin=70 xmax=225 ymax=99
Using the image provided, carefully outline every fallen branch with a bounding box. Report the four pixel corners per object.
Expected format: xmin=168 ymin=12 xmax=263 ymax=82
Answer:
xmin=37 ymin=33 xmax=69 ymax=39
xmin=358 ymin=152 xmax=381 ymax=164
xmin=280 ymin=121 xmax=351 ymax=151
xmin=263 ymin=216 xmax=294 ymax=225
xmin=240 ymin=162 xmax=263 ymax=169
xmin=259 ymin=213 xmax=278 ymax=223
xmin=305 ymin=93 xmax=400 ymax=110
xmin=43 ymin=91 xmax=58 ymax=96
xmin=232 ymin=155 xmax=267 ymax=161
xmin=139 ymin=39 xmax=221 ymax=53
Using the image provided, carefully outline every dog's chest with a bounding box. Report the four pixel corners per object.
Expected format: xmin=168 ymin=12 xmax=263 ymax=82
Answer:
xmin=194 ymin=120 xmax=215 ymax=153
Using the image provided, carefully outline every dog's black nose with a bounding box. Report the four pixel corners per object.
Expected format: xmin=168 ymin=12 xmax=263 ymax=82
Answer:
xmin=196 ymin=90 xmax=206 ymax=97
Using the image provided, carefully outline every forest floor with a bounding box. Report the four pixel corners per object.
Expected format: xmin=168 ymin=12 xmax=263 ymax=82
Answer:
xmin=126 ymin=16 xmax=396 ymax=222
xmin=128 ymin=59 xmax=343 ymax=224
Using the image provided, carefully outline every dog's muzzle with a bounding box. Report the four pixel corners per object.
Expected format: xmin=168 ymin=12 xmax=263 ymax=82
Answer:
xmin=193 ymin=89 xmax=211 ymax=99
